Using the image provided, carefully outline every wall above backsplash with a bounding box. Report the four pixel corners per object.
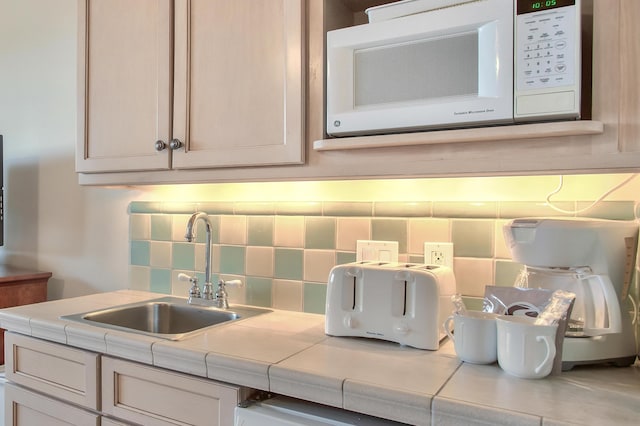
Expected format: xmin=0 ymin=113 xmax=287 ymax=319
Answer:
xmin=129 ymin=174 xmax=640 ymax=314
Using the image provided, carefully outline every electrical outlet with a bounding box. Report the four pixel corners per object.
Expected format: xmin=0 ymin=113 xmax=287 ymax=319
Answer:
xmin=424 ymin=242 xmax=454 ymax=268
xmin=356 ymin=240 xmax=399 ymax=262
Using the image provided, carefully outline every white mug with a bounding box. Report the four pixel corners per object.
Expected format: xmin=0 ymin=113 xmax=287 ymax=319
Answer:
xmin=496 ymin=315 xmax=558 ymax=379
xmin=444 ymin=311 xmax=498 ymax=364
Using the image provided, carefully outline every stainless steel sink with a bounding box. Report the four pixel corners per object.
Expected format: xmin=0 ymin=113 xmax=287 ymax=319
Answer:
xmin=61 ymin=297 xmax=271 ymax=340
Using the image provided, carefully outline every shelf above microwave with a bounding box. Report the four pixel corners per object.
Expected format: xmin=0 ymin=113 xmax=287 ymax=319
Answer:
xmin=313 ymin=120 xmax=604 ymax=152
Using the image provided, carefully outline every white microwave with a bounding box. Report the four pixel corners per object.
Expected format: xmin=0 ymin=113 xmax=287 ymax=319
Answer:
xmin=326 ymin=0 xmax=587 ymax=137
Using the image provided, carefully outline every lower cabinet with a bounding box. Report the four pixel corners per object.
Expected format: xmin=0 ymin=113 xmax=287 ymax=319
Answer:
xmin=4 ymin=332 xmax=254 ymax=426
xmin=102 ymin=356 xmax=252 ymax=425
xmin=4 ymin=383 xmax=99 ymax=426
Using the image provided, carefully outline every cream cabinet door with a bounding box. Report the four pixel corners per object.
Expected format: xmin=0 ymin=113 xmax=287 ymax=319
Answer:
xmin=4 ymin=333 xmax=100 ymax=410
xmin=101 ymin=356 xmax=247 ymax=426
xmin=76 ymin=0 xmax=173 ymax=173
xmin=5 ymin=383 xmax=99 ymax=426
xmin=172 ymin=0 xmax=305 ymax=169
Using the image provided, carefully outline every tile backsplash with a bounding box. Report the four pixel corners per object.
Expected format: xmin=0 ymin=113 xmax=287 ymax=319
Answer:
xmin=128 ymin=200 xmax=638 ymax=313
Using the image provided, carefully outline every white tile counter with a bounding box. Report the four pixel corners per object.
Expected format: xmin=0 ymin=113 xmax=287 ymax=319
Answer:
xmin=0 ymin=290 xmax=639 ymax=425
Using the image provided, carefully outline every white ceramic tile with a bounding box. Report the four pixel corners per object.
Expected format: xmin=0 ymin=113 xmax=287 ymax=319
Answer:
xmin=408 ymin=218 xmax=451 ymax=255
xmin=336 ymin=217 xmax=370 ymax=251
xmin=219 ymin=215 xmax=247 ymax=245
xmin=432 ymin=396 xmax=541 ymax=426
xmin=269 ymin=366 xmax=344 ymax=407
xmin=205 ymin=353 xmax=271 ymax=390
xmin=105 ymin=331 xmax=156 ymax=364
xmin=149 ymin=241 xmax=172 ymax=268
xmin=130 ymin=214 xmax=150 ymax=240
xmin=29 ymin=318 xmax=67 ymax=344
xmin=0 ymin=311 xmax=32 ymax=336
xmin=171 ymin=214 xmax=191 ymax=241
xmin=344 ymin=381 xmax=431 ymax=426
xmin=245 ymin=246 xmax=274 ymax=277
xmin=303 ymin=250 xmax=335 ymax=282
xmin=152 ymin=341 xmax=208 ymax=377
xmin=274 ymin=216 xmax=304 ymax=248
xmin=438 ymin=362 xmax=640 ymax=425
xmin=129 ymin=265 xmax=151 ymax=291
xmin=272 ymin=279 xmax=303 ymax=311
xmin=453 ymin=257 xmax=494 ymax=297
xmin=64 ymin=323 xmax=108 ymax=353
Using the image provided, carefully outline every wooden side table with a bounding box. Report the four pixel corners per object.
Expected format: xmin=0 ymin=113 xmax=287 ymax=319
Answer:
xmin=0 ymin=265 xmax=51 ymax=364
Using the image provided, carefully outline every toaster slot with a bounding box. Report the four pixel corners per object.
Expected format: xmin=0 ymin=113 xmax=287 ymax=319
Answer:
xmin=391 ymin=277 xmax=408 ymax=317
xmin=340 ymin=275 xmax=357 ymax=310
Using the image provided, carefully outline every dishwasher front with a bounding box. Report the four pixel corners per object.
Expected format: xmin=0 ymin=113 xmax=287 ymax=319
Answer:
xmin=234 ymin=396 xmax=405 ymax=425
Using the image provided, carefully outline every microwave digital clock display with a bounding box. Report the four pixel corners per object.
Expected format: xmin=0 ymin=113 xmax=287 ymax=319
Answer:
xmin=517 ymin=0 xmax=575 ymax=14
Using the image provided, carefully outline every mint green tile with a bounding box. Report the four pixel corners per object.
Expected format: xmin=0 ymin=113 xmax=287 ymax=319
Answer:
xmin=371 ymin=219 xmax=407 ymax=253
xmin=337 ymin=252 xmax=357 ymax=265
xmin=246 ymin=277 xmax=272 ymax=307
xmin=577 ymin=201 xmax=635 ymax=220
xmin=409 ymin=255 xmax=423 ymax=264
xmin=374 ymin=202 xmax=431 ymax=217
xmin=452 ymin=219 xmax=494 ymax=258
xmin=322 ymin=202 xmax=373 ymax=217
xmin=304 ymin=283 xmax=327 ymax=314
xmin=172 ymin=242 xmax=195 ymax=270
xmin=248 ymin=216 xmax=274 ymax=246
xmin=433 ymin=202 xmax=497 ymax=218
xmin=495 ymin=260 xmax=524 ymax=287
xmin=130 ymin=241 xmax=150 ymax=266
xmin=151 ymin=215 xmax=172 ymax=241
xmin=305 ymin=218 xmax=336 ymax=250
xmin=498 ymin=201 xmax=574 ymax=218
xmin=219 ymin=246 xmax=245 ymax=275
xmin=274 ymin=248 xmax=304 ymax=280
xmin=129 ymin=202 xmax=165 ymax=214
xmin=150 ymin=268 xmax=171 ymax=294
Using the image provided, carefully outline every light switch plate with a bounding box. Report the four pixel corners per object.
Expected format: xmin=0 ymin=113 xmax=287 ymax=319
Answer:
xmin=356 ymin=240 xmax=399 ymax=262
xmin=424 ymin=242 xmax=454 ymax=268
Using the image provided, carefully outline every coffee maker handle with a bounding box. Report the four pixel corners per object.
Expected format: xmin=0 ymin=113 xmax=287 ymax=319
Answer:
xmin=583 ymin=274 xmax=622 ymax=335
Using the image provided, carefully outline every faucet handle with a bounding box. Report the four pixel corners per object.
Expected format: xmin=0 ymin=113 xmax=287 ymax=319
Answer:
xmin=179 ymin=273 xmax=201 ymax=300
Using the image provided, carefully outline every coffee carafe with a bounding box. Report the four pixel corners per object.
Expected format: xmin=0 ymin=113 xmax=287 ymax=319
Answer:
xmin=504 ymin=217 xmax=638 ymax=370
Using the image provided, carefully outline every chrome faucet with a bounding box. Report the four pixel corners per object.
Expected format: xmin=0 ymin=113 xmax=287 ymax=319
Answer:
xmin=185 ymin=212 xmax=216 ymax=303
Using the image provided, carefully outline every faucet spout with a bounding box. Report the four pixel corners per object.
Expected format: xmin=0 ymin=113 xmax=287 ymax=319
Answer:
xmin=185 ymin=212 xmax=213 ymax=299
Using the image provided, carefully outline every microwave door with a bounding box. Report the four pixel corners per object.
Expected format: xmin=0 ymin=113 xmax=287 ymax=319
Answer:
xmin=326 ymin=0 xmax=514 ymax=136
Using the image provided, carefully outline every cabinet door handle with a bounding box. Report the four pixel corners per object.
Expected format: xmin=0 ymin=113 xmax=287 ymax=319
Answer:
xmin=169 ymin=139 xmax=183 ymax=150
xmin=155 ymin=140 xmax=167 ymax=152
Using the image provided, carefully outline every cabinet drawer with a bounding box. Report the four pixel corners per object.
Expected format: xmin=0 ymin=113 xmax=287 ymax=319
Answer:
xmin=102 ymin=356 xmax=251 ymax=426
xmin=4 ymin=382 xmax=99 ymax=426
xmin=5 ymin=333 xmax=100 ymax=410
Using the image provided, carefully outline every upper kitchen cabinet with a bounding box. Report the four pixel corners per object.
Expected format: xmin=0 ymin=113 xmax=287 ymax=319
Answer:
xmin=76 ymin=0 xmax=305 ymax=177
xmin=76 ymin=0 xmax=173 ymax=173
xmin=79 ymin=0 xmax=640 ymax=185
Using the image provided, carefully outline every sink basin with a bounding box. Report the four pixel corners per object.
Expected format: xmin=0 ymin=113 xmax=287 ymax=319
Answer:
xmin=61 ymin=297 xmax=271 ymax=340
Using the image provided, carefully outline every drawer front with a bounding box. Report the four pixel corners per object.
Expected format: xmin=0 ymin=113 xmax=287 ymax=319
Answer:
xmin=102 ymin=357 xmax=242 ymax=426
xmin=4 ymin=382 xmax=99 ymax=426
xmin=5 ymin=333 xmax=100 ymax=410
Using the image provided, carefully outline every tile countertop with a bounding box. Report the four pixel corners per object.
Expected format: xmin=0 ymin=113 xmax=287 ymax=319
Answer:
xmin=0 ymin=290 xmax=639 ymax=425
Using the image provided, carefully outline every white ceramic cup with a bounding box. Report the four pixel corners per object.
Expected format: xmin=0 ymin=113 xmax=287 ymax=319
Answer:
xmin=444 ymin=311 xmax=498 ymax=364
xmin=496 ymin=315 xmax=558 ymax=379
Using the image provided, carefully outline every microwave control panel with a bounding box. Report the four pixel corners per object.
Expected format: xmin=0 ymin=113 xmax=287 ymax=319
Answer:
xmin=514 ymin=0 xmax=581 ymax=120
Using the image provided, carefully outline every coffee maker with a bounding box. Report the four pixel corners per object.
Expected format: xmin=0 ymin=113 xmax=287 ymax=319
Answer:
xmin=504 ymin=217 xmax=639 ymax=370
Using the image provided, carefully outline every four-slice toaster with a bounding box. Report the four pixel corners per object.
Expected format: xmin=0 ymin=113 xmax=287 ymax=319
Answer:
xmin=325 ymin=262 xmax=456 ymax=350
